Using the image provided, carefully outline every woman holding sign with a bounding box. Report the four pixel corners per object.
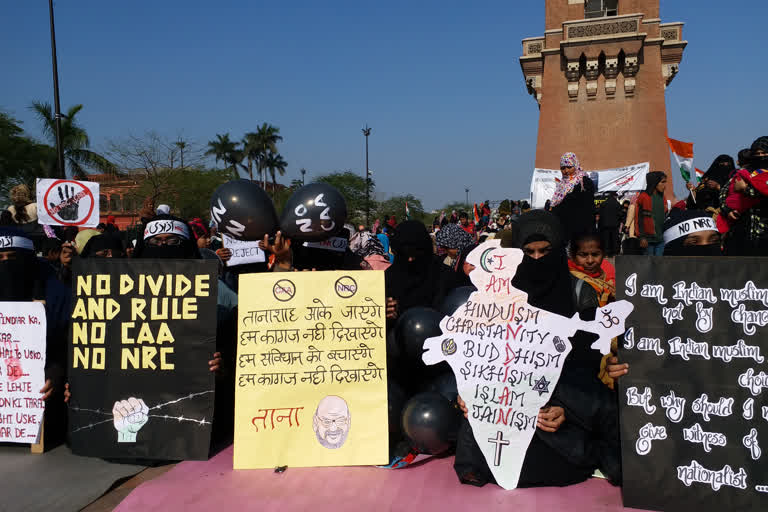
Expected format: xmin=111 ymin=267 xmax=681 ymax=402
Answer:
xmin=0 ymin=227 xmax=71 ymax=444
xmin=453 ymin=211 xmax=622 ymax=488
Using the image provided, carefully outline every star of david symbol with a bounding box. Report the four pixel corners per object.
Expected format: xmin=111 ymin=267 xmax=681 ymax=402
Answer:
xmin=532 ymin=375 xmax=550 ymax=396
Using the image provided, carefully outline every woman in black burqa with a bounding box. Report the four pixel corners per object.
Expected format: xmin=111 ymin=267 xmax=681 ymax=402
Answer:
xmin=685 ymin=154 xmax=735 ymax=211
xmin=454 ymin=210 xmax=622 ymax=488
xmin=385 ymin=221 xmax=451 ymax=315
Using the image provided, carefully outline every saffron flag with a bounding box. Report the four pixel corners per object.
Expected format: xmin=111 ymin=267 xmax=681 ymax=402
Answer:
xmin=667 ymin=138 xmax=696 ymax=184
xmin=473 ymin=204 xmax=480 ymax=224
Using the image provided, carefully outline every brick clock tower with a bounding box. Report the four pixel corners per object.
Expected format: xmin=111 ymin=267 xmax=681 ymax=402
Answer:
xmin=520 ymin=0 xmax=686 ymax=197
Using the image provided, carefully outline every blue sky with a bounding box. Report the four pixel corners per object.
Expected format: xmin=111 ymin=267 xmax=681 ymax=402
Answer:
xmin=2 ymin=1 xmax=766 ymax=210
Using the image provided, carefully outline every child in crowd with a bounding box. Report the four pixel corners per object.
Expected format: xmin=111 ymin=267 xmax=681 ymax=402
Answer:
xmin=716 ymin=168 xmax=768 ymax=233
xmin=567 ymin=232 xmax=618 ymax=389
xmin=568 ymin=232 xmax=615 ymax=307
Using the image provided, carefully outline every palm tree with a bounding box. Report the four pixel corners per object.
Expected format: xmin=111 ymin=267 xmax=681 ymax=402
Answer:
xmin=224 ymin=146 xmax=244 ymax=180
xmin=248 ymin=123 xmax=282 ymax=187
xmin=30 ymin=101 xmax=116 ymax=178
xmin=263 ymin=152 xmax=287 ymax=194
xmin=174 ymin=139 xmax=188 ymax=169
xmin=205 ymin=133 xmax=241 ymax=178
xmin=241 ymin=131 xmax=260 ymax=180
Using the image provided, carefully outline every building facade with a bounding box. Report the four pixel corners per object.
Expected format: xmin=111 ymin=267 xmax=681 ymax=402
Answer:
xmin=520 ymin=0 xmax=686 ymax=200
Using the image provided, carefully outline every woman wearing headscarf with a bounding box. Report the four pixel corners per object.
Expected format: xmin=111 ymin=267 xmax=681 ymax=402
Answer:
xmin=435 ymin=223 xmax=474 ymax=268
xmin=352 ymin=231 xmax=391 ymax=270
xmin=685 ymin=154 xmax=734 ymax=212
xmin=80 ymin=234 xmax=126 ymax=258
xmin=550 ymin=152 xmax=596 ymax=243
xmin=7 ymin=184 xmax=45 ymax=248
xmin=448 ymin=242 xmax=478 ymax=289
xmin=1 ymin=227 xmax=71 ymax=444
xmin=454 ymin=211 xmax=621 ymax=488
xmin=385 ymin=221 xmax=451 ymax=318
xmin=720 ymin=136 xmax=768 ymax=255
xmin=662 ymin=210 xmax=721 ymax=256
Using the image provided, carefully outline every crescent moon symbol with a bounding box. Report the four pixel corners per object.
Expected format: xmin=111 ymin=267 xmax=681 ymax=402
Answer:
xmin=479 ymin=247 xmax=496 ymax=273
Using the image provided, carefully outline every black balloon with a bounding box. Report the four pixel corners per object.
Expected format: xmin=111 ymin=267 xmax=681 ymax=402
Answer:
xmin=210 ymin=180 xmax=278 ymax=241
xmin=395 ymin=307 xmax=444 ymax=367
xmin=439 ymin=286 xmax=475 ymax=317
xmin=279 ymin=183 xmax=347 ymax=242
xmin=420 ymin=372 xmax=458 ymax=403
xmin=401 ymin=392 xmax=461 ymax=455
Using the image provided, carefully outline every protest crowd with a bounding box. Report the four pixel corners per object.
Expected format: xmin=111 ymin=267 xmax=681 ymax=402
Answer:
xmin=1 ymin=134 xmax=767 ymax=503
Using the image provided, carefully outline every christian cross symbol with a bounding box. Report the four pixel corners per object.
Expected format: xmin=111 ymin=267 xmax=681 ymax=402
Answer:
xmin=488 ymin=430 xmax=510 ymax=467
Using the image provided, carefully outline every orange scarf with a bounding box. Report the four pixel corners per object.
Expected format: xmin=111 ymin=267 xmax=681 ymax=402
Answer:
xmin=567 ymin=260 xmax=615 ymax=307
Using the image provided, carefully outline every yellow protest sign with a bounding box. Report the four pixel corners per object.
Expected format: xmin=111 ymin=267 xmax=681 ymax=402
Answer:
xmin=234 ymin=271 xmax=388 ymax=469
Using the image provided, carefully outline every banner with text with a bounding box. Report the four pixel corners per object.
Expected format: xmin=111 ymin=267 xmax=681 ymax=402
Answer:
xmin=222 ymin=234 xmax=266 ymax=266
xmin=421 ymin=240 xmax=632 ymax=489
xmin=67 ymin=259 xmax=218 ymax=460
xmin=234 ymin=271 xmax=388 ymax=469
xmin=0 ymin=302 xmax=46 ymax=443
xmin=36 ymin=178 xmax=100 ymax=227
xmin=530 ymin=162 xmax=649 ymax=208
xmin=618 ymin=256 xmax=768 ymax=511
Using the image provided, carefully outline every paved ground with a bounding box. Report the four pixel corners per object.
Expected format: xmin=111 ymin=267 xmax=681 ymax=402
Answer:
xmin=82 ymin=465 xmax=176 ymax=512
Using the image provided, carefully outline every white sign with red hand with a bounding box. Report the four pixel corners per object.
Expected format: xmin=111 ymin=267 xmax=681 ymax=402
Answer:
xmin=36 ymin=178 xmax=100 ymax=227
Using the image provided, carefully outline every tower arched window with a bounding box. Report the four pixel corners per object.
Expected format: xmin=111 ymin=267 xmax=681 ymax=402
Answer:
xmin=585 ymin=0 xmax=618 ymax=18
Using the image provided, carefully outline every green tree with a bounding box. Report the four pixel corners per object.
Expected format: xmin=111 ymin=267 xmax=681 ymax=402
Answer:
xmin=375 ymin=194 xmax=425 ymax=225
xmin=241 ymin=123 xmax=282 ymax=186
xmin=125 ymin=168 xmax=231 ymax=221
xmin=30 ymin=101 xmax=115 ymax=178
xmin=314 ymin=171 xmax=372 ymax=226
xmin=0 ymin=112 xmax=56 ymax=201
xmin=205 ymin=133 xmax=242 ymax=180
xmin=174 ymin=139 xmax=188 ymax=169
xmin=441 ymin=201 xmax=472 ymax=216
xmin=264 ymin=151 xmax=287 ymax=193
xmin=240 ymin=132 xmax=260 ymax=181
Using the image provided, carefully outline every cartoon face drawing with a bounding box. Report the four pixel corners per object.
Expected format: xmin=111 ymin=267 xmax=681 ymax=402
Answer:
xmin=313 ymin=395 xmax=351 ymax=449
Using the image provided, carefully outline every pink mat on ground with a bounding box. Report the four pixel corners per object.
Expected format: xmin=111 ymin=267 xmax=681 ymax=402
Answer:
xmin=116 ymin=446 xmax=651 ymax=512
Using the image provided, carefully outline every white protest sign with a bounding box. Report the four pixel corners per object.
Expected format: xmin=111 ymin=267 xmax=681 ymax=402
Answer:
xmin=303 ymin=237 xmax=349 ymax=253
xmin=0 ymin=302 xmax=47 ymax=443
xmin=422 ymin=240 xmax=633 ymax=489
xmin=223 ymin=234 xmax=266 ymax=266
xmin=530 ymin=162 xmax=649 ymax=208
xmin=529 ymin=169 xmax=560 ymax=209
xmin=36 ymin=178 xmax=100 ymax=227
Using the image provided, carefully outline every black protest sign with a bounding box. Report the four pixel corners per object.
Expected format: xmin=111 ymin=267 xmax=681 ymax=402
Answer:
xmin=618 ymin=256 xmax=768 ymax=512
xmin=68 ymin=259 xmax=218 ymax=460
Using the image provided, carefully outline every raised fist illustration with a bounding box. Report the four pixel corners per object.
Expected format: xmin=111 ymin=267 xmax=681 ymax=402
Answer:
xmin=113 ymin=397 xmax=149 ymax=443
xmin=51 ymin=185 xmax=79 ymax=221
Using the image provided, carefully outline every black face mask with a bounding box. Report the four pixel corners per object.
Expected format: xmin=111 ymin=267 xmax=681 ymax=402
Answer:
xmin=0 ymin=257 xmax=36 ymax=301
xmin=681 ymin=244 xmax=722 ymax=257
xmin=511 ymin=249 xmax=575 ymax=318
xmin=139 ymin=244 xmax=192 ymax=259
xmin=751 ymin=156 xmax=768 ymax=170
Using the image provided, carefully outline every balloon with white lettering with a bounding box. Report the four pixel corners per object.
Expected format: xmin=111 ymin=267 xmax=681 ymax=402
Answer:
xmin=279 ymin=183 xmax=347 ymax=242
xmin=210 ymin=180 xmax=278 ymax=241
